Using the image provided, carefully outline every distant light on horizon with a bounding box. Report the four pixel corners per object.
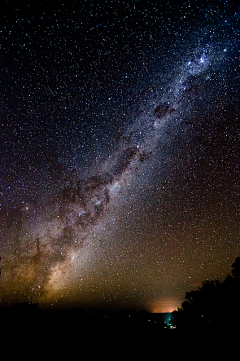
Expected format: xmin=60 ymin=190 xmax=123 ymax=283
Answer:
xmin=150 ymin=299 xmax=179 ymax=313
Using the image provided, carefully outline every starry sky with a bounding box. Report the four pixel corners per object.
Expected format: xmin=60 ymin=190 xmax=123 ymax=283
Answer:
xmin=1 ymin=1 xmax=239 ymax=313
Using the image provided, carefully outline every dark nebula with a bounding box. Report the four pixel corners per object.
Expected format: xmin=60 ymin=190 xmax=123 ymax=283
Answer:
xmin=154 ymin=103 xmax=176 ymax=119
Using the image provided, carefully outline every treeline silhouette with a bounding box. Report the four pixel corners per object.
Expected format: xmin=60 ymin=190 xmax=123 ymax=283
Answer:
xmin=171 ymin=256 xmax=240 ymax=331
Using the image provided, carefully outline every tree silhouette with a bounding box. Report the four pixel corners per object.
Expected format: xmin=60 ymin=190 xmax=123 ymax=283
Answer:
xmin=231 ymin=257 xmax=240 ymax=278
xmin=171 ymin=256 xmax=240 ymax=331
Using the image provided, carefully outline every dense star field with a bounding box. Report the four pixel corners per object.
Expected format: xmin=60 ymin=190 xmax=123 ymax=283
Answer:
xmin=1 ymin=1 xmax=239 ymax=313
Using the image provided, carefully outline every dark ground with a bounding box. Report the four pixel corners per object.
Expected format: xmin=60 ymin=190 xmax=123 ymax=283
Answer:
xmin=1 ymin=303 xmax=237 ymax=357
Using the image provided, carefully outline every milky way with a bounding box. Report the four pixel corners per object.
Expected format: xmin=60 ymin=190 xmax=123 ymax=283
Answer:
xmin=1 ymin=2 xmax=239 ymax=311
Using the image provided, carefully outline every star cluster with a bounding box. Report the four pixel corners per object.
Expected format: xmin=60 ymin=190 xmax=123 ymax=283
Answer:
xmin=1 ymin=1 xmax=239 ymax=312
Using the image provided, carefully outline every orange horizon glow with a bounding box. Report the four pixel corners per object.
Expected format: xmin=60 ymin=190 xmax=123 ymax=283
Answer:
xmin=150 ymin=298 xmax=179 ymax=313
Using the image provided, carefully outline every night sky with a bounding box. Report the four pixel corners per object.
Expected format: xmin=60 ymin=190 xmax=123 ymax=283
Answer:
xmin=1 ymin=1 xmax=239 ymax=313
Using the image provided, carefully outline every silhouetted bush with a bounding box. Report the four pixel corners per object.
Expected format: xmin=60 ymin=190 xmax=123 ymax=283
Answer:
xmin=171 ymin=257 xmax=240 ymax=331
